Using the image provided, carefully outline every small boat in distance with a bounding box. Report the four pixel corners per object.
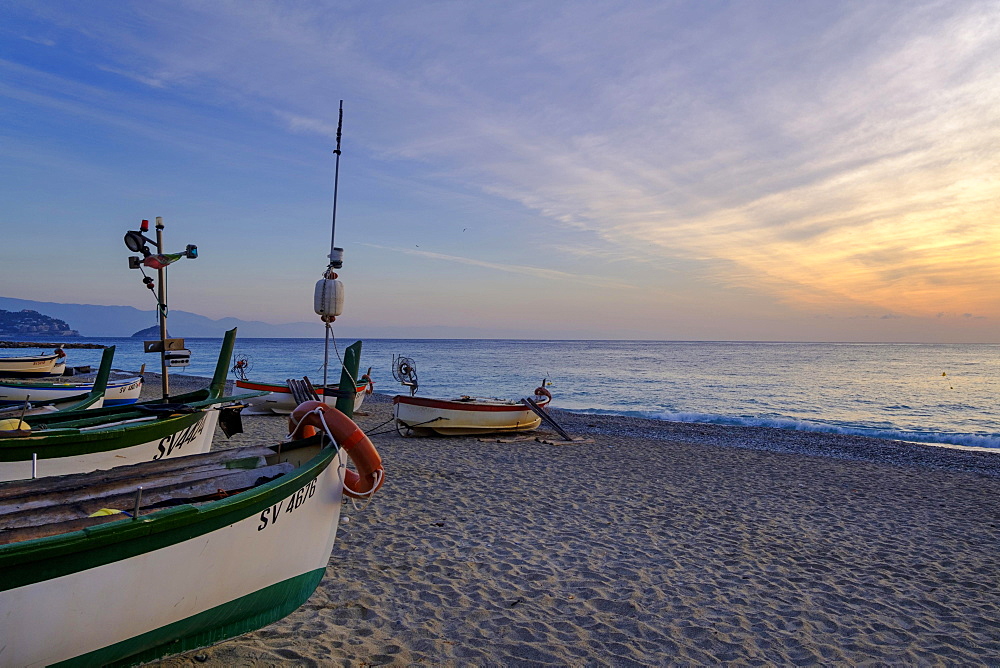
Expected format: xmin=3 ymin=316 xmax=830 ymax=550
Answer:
xmin=394 ymin=384 xmax=553 ymax=436
xmin=0 ymin=347 xmax=115 ymax=418
xmin=0 ymin=375 xmax=142 ymax=410
xmin=0 ymin=401 xmax=384 ymax=666
xmin=0 ymin=352 xmax=61 ymax=378
xmin=236 ymin=374 xmax=373 ymax=415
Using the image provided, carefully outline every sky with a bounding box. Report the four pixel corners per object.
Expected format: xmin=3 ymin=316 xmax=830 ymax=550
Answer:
xmin=1 ymin=0 xmax=999 ymax=342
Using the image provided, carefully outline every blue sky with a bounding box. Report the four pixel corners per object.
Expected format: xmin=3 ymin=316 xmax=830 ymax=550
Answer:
xmin=2 ymin=1 xmax=999 ymax=341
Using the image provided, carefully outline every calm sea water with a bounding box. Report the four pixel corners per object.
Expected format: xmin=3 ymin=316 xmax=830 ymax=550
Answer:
xmin=7 ymin=337 xmax=1000 ymax=450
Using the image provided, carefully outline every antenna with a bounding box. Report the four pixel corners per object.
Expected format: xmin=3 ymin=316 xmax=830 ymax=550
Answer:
xmin=328 ymin=100 xmax=344 ymax=269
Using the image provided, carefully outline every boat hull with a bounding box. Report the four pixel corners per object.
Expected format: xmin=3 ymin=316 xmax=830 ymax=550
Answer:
xmin=0 ymin=408 xmax=220 ymax=482
xmin=0 ymin=376 xmax=142 ymax=409
xmin=0 ymin=444 xmax=347 ymax=666
xmin=236 ymin=379 xmax=368 ymax=415
xmin=101 ymin=377 xmax=144 ymax=406
xmin=0 ymin=353 xmax=59 ymax=378
xmin=393 ymin=394 xmax=547 ymax=435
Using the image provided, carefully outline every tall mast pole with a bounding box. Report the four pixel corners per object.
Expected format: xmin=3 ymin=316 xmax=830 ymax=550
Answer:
xmin=155 ymin=216 xmax=169 ymax=397
xmin=322 ymin=101 xmax=345 ymax=389
xmin=329 ymin=100 xmax=344 ymax=266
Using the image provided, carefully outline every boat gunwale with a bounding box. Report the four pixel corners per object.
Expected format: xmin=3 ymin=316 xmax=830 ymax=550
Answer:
xmin=235 ymin=379 xmax=369 ymax=394
xmin=393 ymin=394 xmax=549 ymax=413
xmin=0 ymin=353 xmax=61 ymax=364
xmin=7 ymin=389 xmax=264 ymax=430
xmin=0 ymin=376 xmax=142 ymax=391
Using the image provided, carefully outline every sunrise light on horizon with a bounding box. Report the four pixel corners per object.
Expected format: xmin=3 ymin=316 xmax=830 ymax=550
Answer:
xmin=2 ymin=1 xmax=999 ymax=341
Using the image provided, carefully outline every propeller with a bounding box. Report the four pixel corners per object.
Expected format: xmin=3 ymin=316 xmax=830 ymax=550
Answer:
xmin=231 ymin=354 xmax=253 ymax=381
xmin=392 ymin=355 xmax=419 ymax=396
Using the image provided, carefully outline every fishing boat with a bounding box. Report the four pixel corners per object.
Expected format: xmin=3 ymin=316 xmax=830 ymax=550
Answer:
xmin=394 ymin=384 xmax=553 ymax=436
xmin=235 ymin=373 xmax=373 ymax=415
xmin=0 ymin=374 xmax=142 ymax=409
xmin=0 ymin=352 xmax=61 ymax=378
xmin=0 ymin=346 xmax=115 ymax=420
xmin=0 ymin=328 xmax=263 ymax=482
xmin=0 ymin=400 xmax=384 ymax=666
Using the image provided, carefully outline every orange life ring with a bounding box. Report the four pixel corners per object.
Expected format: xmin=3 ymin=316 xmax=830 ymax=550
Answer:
xmin=288 ymin=401 xmax=384 ymax=499
xmin=361 ymin=373 xmax=374 ymax=395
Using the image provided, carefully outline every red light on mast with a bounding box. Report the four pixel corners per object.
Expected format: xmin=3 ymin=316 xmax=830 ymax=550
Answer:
xmin=140 ymin=219 xmax=149 ymax=232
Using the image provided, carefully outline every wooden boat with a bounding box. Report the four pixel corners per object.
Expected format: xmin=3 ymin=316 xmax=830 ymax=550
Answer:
xmin=0 ymin=374 xmax=142 ymax=409
xmin=233 ymin=341 xmax=371 ymax=419
xmin=0 ymin=346 xmax=116 ymax=418
xmin=0 ymin=328 xmax=263 ymax=482
xmin=0 ymin=401 xmax=384 ymax=666
xmin=236 ymin=375 xmax=372 ymax=415
xmin=0 ymin=352 xmax=61 ymax=378
xmin=394 ymin=385 xmax=553 ymax=436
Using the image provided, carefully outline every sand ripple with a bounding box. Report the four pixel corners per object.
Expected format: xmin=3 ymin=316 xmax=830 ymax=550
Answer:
xmin=140 ymin=387 xmax=1000 ymax=667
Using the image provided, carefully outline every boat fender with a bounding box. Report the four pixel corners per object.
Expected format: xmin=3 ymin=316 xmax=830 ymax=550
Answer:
xmin=534 ymin=386 xmax=552 ymax=401
xmin=288 ymin=401 xmax=385 ymax=499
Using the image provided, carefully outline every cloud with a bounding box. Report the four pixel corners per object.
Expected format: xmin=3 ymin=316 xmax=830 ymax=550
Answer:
xmin=393 ymin=1 xmax=1000 ymax=318
xmin=360 ymin=243 xmax=636 ymax=289
xmin=5 ymin=0 xmax=999 ymax=331
xmin=20 ymin=35 xmax=56 ymax=47
xmin=97 ymin=65 xmax=165 ymax=88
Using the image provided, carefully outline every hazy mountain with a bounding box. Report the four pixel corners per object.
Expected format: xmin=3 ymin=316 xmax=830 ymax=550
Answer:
xmin=0 ymin=296 xmax=323 ymax=338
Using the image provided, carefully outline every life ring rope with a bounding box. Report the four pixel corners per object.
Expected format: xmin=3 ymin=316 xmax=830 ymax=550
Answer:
xmin=287 ymin=402 xmax=384 ymax=501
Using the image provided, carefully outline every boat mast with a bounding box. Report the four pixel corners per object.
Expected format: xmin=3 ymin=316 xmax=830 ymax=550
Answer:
xmin=155 ymin=217 xmax=169 ymax=397
xmin=320 ymin=101 xmax=345 ymax=388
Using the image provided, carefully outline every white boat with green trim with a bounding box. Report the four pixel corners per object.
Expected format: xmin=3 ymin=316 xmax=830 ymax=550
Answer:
xmin=0 ymin=349 xmax=143 ymax=412
xmin=0 ymin=328 xmax=263 ymax=482
xmin=0 ymin=406 xmax=385 ymax=667
xmin=0 ymin=346 xmax=116 ymax=419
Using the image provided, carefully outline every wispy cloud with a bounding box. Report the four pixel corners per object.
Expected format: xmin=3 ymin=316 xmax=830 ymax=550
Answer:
xmin=3 ymin=0 xmax=999 ymax=336
xmin=372 ymin=1 xmax=1000 ymax=318
xmin=360 ymin=243 xmax=636 ymax=289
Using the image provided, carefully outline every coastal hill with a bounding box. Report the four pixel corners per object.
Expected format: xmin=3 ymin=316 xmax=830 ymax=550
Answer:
xmin=0 ymin=309 xmax=79 ymax=337
xmin=132 ymin=325 xmax=171 ymax=338
xmin=0 ymin=296 xmax=528 ymax=339
xmin=0 ymin=296 xmax=321 ymax=338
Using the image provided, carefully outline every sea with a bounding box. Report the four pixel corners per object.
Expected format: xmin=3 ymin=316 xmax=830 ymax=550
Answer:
xmin=6 ymin=336 xmax=1000 ymax=451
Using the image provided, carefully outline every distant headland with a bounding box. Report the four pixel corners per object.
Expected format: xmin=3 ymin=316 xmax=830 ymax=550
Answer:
xmin=0 ymin=309 xmax=79 ymax=337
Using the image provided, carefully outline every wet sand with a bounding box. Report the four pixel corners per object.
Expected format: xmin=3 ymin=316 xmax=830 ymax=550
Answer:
xmin=148 ymin=374 xmax=1000 ymax=666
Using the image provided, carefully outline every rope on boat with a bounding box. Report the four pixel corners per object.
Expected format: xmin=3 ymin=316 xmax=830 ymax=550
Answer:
xmin=323 ymin=323 xmax=358 ymax=388
xmin=288 ymin=405 xmax=381 ymax=510
xmin=362 ymin=415 xmax=399 ymax=437
xmin=393 ymin=416 xmax=448 ymax=437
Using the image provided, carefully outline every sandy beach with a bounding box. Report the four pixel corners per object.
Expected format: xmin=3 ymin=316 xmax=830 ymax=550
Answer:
xmin=144 ymin=373 xmax=1000 ymax=666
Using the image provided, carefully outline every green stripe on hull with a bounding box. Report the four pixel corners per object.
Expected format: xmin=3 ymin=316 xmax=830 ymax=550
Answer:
xmin=54 ymin=568 xmax=327 ymax=667
xmin=0 ymin=410 xmax=206 ymax=462
xmin=0 ymin=441 xmax=336 ymax=591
